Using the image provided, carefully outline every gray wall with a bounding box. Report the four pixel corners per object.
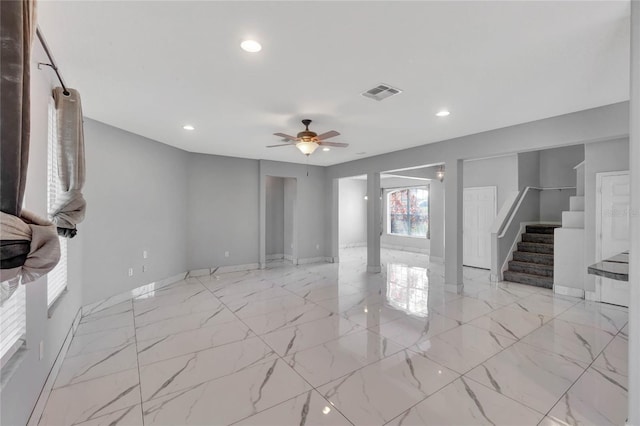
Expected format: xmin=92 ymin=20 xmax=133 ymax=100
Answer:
xmin=539 ymin=145 xmax=584 ymax=222
xmin=265 ymin=176 xmax=284 ymax=257
xmin=584 ymin=138 xmax=630 ymax=292
xmin=518 ymin=151 xmax=541 ymax=189
xmin=339 ymin=178 xmax=367 ymax=248
xmin=81 ymin=119 xmax=189 ymax=304
xmin=187 ymin=154 xmax=259 ymax=270
xmin=463 ymin=154 xmax=518 ymax=211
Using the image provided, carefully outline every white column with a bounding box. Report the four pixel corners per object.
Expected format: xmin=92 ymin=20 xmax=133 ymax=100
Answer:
xmin=367 ymin=172 xmax=381 ymax=273
xmin=259 ymin=162 xmax=266 ymax=269
xmin=444 ymin=159 xmax=464 ymax=292
xmin=628 ymin=2 xmax=639 ymax=424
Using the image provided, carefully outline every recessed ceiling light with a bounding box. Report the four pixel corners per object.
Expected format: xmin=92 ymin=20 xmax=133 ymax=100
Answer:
xmin=322 ymin=147 xmax=330 ymax=152
xmin=436 ymin=110 xmax=450 ymax=117
xmin=240 ymin=40 xmax=262 ymax=53
xmin=183 ymin=124 xmax=195 ymax=130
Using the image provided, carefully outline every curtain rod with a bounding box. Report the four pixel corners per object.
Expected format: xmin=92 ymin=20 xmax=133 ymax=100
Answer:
xmin=35 ymin=27 xmax=69 ymax=96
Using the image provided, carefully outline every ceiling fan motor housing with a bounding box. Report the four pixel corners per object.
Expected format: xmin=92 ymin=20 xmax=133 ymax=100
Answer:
xmin=297 ymin=119 xmax=317 ymax=141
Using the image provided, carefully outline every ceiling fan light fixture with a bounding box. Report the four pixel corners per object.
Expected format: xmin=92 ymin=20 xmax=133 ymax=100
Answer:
xmin=436 ymin=165 xmax=445 ymax=182
xmin=296 ymin=141 xmax=319 ymax=156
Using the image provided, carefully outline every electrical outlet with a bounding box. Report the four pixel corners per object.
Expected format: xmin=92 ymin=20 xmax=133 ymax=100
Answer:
xmin=128 ymin=268 xmax=134 ymax=277
xmin=39 ymin=341 xmax=44 ymax=360
xmin=142 ymin=265 xmax=147 ymax=273
xmin=316 ymin=244 xmax=320 ymax=250
xmin=143 ymin=250 xmax=148 ymax=259
xmin=224 ymin=251 xmax=230 ymax=258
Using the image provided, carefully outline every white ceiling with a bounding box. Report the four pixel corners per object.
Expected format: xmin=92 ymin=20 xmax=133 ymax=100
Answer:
xmin=37 ymin=1 xmax=630 ymax=166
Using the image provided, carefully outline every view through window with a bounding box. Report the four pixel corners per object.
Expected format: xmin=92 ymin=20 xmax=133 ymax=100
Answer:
xmin=387 ymin=187 xmax=429 ymax=238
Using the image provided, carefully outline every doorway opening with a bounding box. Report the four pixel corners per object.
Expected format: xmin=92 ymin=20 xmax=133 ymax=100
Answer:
xmin=265 ymin=176 xmax=297 ymax=265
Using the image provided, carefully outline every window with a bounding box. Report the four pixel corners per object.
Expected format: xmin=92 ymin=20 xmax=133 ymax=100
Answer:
xmin=387 ymin=187 xmax=429 ymax=238
xmin=47 ymin=98 xmax=67 ymax=307
xmin=0 ymin=284 xmax=26 ymax=367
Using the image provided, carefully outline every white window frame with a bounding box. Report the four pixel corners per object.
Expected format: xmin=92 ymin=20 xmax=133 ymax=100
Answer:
xmin=386 ymin=186 xmax=430 ymax=239
xmin=47 ymin=97 xmax=68 ymax=310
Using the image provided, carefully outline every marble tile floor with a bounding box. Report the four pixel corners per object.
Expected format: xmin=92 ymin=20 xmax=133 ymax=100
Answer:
xmin=37 ymin=248 xmax=629 ymax=426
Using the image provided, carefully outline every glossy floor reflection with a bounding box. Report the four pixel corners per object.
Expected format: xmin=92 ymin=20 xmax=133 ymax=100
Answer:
xmin=38 ymin=248 xmax=628 ymax=425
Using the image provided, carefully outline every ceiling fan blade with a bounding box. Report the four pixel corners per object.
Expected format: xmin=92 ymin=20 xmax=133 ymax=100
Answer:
xmin=273 ymin=132 xmax=299 ymax=141
xmin=266 ymin=144 xmax=295 ymax=148
xmin=319 ymin=141 xmax=349 ymax=147
xmin=316 ymin=130 xmax=340 ymax=140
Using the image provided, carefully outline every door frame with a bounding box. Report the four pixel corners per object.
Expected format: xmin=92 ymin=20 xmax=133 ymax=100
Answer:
xmin=463 ymin=186 xmax=497 ymax=269
xmin=594 ymin=170 xmax=629 ymax=302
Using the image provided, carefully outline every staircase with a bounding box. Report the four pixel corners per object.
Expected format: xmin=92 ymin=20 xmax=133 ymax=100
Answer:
xmin=503 ymin=224 xmax=560 ymax=289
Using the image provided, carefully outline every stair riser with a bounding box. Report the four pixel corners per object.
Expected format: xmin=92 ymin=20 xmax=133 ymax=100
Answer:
xmin=522 ymin=234 xmax=554 ymax=244
xmin=513 ymin=252 xmax=554 ymax=265
xmin=508 ymin=262 xmax=553 ymax=277
xmin=503 ymin=271 xmax=553 ymax=289
xmin=525 ymin=225 xmax=559 ymax=235
xmin=517 ymin=242 xmax=554 ymax=255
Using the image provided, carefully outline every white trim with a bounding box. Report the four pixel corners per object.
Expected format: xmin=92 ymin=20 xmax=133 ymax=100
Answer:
xmin=27 ymin=308 xmax=82 ymax=426
xmin=297 ymin=257 xmax=326 ymax=265
xmin=554 ymin=284 xmax=585 ymax=299
xmin=217 ymin=263 xmax=260 ymax=274
xmin=187 ymin=269 xmax=210 ymax=277
xmin=339 ymin=242 xmax=366 ymax=249
xmin=500 ymin=221 xmax=537 ymax=279
xmin=266 ymin=253 xmax=284 ymax=260
xmin=380 ymin=242 xmax=429 ymax=254
xmin=573 ymin=161 xmax=585 ymax=170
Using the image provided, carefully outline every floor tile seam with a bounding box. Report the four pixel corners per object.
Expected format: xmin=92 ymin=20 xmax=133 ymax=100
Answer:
xmin=367 ymin=320 xmax=460 ymax=349
xmin=134 ymin=317 xmax=253 ymax=351
xmin=131 ymin=281 xmax=208 ymax=302
xmin=79 ymin=308 xmax=134 ymax=324
xmin=66 ymin=335 xmax=137 ymax=360
xmin=460 ymin=369 xmax=560 ymax=418
xmin=68 ymin=403 xmax=141 ymax=426
xmin=73 ymin=321 xmax=136 ymax=338
xmin=538 ymin=333 xmax=617 ymax=422
xmin=377 ymin=375 xmax=485 ymax=426
xmin=133 ymin=309 xmax=240 ymax=334
xmin=51 ymin=346 xmax=139 ymax=390
xmin=264 ymin=321 xmax=366 ymax=357
xmin=131 ymin=286 xmax=216 ymax=310
xmin=553 ymin=315 xmax=627 ymax=335
xmin=228 ymin=389 xmax=356 ymax=426
xmin=130 ymin=289 xmax=147 ymax=426
xmin=138 ymin=352 xmax=283 ymax=404
xmin=134 ymin=334 xmax=274 ymax=370
xmin=544 ymin=317 xmax=621 ymax=341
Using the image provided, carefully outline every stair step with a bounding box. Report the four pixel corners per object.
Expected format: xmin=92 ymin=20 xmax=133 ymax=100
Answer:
xmin=522 ymin=233 xmax=554 ymax=244
xmin=503 ymin=270 xmax=553 ymax=289
xmin=513 ymin=251 xmax=554 ymax=265
xmin=562 ymin=211 xmax=584 ymax=228
xmin=517 ymin=242 xmax=554 ymax=255
xmin=570 ymin=196 xmax=585 ymax=212
xmin=525 ymin=224 xmax=560 ymax=235
xmin=508 ymin=261 xmax=554 ymax=277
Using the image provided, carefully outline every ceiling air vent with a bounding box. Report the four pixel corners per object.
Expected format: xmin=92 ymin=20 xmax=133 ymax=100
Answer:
xmin=361 ymin=83 xmax=402 ymax=101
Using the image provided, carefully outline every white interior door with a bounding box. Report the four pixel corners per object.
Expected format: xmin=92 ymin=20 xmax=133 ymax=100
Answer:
xmin=463 ymin=187 xmax=497 ymax=269
xmin=597 ymin=172 xmax=630 ymax=307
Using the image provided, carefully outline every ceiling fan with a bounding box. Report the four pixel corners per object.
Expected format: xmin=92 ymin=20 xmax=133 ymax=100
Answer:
xmin=269 ymin=119 xmax=348 ymax=156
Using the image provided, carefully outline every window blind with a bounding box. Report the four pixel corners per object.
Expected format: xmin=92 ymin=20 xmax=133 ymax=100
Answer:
xmin=47 ymin=98 xmax=67 ymax=307
xmin=0 ymin=284 xmax=26 ymax=367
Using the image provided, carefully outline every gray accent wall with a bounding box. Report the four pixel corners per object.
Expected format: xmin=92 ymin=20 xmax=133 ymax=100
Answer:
xmin=81 ymin=119 xmax=189 ymax=304
xmin=463 ymin=154 xmax=518 ymax=211
xmin=539 ymin=145 xmax=584 ymax=222
xmin=187 ymin=153 xmax=260 ymax=270
xmin=339 ymin=178 xmax=367 ymax=248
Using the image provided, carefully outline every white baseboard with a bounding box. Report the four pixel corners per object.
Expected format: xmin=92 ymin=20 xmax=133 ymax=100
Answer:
xmin=554 ymin=284 xmax=585 ymax=299
xmin=325 ymin=256 xmax=339 ymax=263
xmin=297 ymin=257 xmax=326 ymax=265
xmin=266 ymin=254 xmax=284 ymax=260
xmin=217 ymin=263 xmax=260 ymax=274
xmin=284 ymin=254 xmax=294 ymax=262
xmin=367 ymin=265 xmax=382 ymax=273
xmin=339 ymin=242 xmax=366 ymax=249
xmin=585 ymin=290 xmax=599 ymax=302
xmin=381 ymin=243 xmax=429 ymax=254
xmin=27 ymin=308 xmax=82 ymax=426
